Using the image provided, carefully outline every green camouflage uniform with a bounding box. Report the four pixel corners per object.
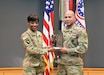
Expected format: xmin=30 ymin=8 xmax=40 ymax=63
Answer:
xmin=57 ymin=24 xmax=88 ymax=75
xmin=21 ymin=28 xmax=48 ymax=75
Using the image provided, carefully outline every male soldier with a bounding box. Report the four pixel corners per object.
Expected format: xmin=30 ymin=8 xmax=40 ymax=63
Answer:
xmin=57 ymin=10 xmax=88 ymax=75
xmin=21 ymin=14 xmax=54 ymax=75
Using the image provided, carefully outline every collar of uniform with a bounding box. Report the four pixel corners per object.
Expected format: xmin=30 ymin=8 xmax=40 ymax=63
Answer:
xmin=27 ymin=28 xmax=37 ymax=36
xmin=63 ymin=24 xmax=76 ymax=32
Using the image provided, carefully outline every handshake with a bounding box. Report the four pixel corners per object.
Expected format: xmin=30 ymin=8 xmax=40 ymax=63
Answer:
xmin=47 ymin=47 xmax=61 ymax=52
xmin=47 ymin=47 xmax=56 ymax=52
xmin=47 ymin=47 xmax=67 ymax=53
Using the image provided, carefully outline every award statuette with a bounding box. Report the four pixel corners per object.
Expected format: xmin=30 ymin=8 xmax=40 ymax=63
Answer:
xmin=52 ymin=30 xmax=63 ymax=48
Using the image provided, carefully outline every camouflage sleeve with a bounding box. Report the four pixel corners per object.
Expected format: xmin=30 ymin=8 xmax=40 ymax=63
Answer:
xmin=67 ymin=29 xmax=88 ymax=54
xmin=21 ymin=33 xmax=48 ymax=55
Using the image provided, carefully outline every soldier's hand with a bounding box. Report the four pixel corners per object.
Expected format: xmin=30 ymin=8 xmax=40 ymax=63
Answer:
xmin=59 ymin=47 xmax=67 ymax=53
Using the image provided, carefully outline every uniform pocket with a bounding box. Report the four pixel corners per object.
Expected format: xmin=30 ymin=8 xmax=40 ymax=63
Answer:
xmin=30 ymin=59 xmax=40 ymax=67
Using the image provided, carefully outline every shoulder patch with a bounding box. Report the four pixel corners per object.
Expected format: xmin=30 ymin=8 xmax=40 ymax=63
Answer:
xmin=25 ymin=38 xmax=30 ymax=44
xmin=22 ymin=35 xmax=31 ymax=44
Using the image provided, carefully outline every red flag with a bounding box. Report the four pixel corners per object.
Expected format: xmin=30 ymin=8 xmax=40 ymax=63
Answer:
xmin=43 ymin=0 xmax=55 ymax=75
xmin=69 ymin=0 xmax=74 ymax=11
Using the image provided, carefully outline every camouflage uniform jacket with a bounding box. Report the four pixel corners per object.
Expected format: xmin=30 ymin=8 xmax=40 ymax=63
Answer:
xmin=21 ymin=28 xmax=48 ymax=68
xmin=58 ymin=24 xmax=88 ymax=66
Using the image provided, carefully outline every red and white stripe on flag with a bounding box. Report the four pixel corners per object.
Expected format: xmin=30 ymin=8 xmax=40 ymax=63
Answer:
xmin=59 ymin=0 xmax=74 ymax=30
xmin=75 ymin=0 xmax=86 ymax=29
xmin=43 ymin=0 xmax=55 ymax=75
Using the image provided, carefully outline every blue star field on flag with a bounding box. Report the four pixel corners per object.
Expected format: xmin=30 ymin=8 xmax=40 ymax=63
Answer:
xmin=45 ymin=0 xmax=54 ymax=21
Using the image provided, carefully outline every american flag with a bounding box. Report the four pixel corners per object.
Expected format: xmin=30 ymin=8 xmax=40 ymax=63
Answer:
xmin=42 ymin=0 xmax=55 ymax=75
xmin=75 ymin=0 xmax=86 ymax=29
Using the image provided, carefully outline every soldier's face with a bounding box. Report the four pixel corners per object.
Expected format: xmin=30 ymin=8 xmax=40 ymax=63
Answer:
xmin=28 ymin=21 xmax=38 ymax=32
xmin=64 ymin=11 xmax=75 ymax=26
